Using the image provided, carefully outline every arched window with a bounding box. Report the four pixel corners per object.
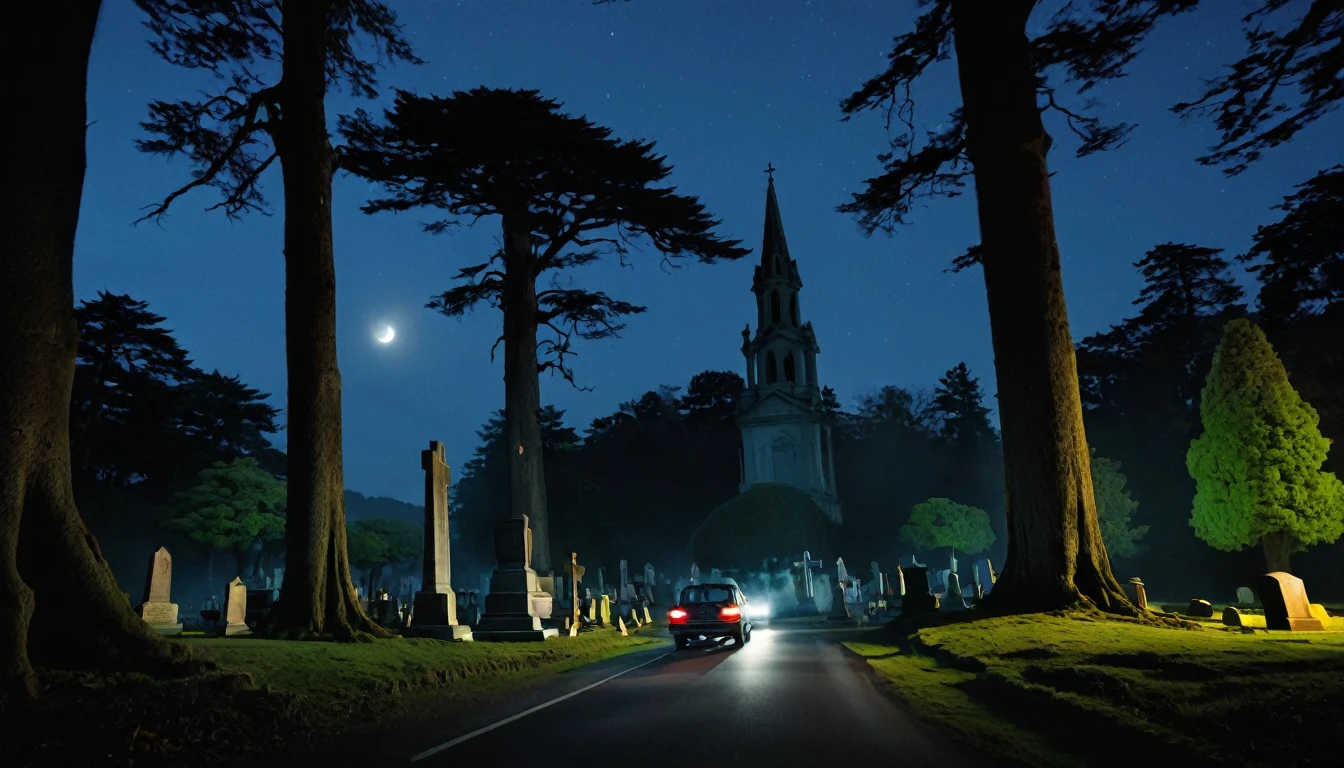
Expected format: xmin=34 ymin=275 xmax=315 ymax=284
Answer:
xmin=771 ymin=437 xmax=798 ymax=484
xmin=789 ymin=293 xmax=799 ymax=325
xmin=765 ymin=351 xmax=778 ymax=384
xmin=769 ymin=290 xmax=781 ymax=324
xmin=783 ymin=353 xmax=796 ymax=383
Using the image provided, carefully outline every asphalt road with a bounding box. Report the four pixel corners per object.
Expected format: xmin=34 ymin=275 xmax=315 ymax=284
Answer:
xmin=396 ymin=627 xmax=967 ymax=766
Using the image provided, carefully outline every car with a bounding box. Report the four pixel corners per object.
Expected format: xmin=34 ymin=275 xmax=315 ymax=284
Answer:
xmin=667 ymin=582 xmax=754 ymax=650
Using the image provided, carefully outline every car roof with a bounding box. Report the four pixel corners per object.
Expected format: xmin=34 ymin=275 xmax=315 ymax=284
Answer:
xmin=686 ymin=582 xmax=738 ymax=591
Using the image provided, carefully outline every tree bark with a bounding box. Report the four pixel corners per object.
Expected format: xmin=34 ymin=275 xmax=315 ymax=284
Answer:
xmin=1260 ymin=532 xmax=1296 ymax=573
xmin=951 ymin=0 xmax=1132 ymax=614
xmin=265 ymin=0 xmax=387 ymax=640
xmin=501 ymin=217 xmax=553 ymax=573
xmin=1 ymin=0 xmax=197 ymax=702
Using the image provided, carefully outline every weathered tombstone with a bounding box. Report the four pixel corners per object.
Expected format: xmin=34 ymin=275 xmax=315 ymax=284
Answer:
xmin=836 ymin=557 xmax=849 ymax=588
xmin=599 ymin=594 xmax=612 ymax=625
xmin=895 ymin=565 xmax=906 ymax=597
xmin=1236 ymin=586 xmax=1256 ymax=606
xmin=404 ymin=442 xmax=472 ymax=641
xmin=870 ymin=561 xmax=882 ymax=592
xmin=272 ymin=567 xmax=283 ymax=590
xmin=596 ymin=566 xmax=605 ymax=595
xmin=643 ymin=563 xmax=656 ymax=601
xmin=135 ymin=547 xmax=182 ymax=635
xmin=222 ymin=577 xmax=251 ymax=636
xmin=1185 ymin=598 xmax=1214 ymax=618
xmin=474 ymin=515 xmax=559 ymax=640
xmin=902 ymin=567 xmax=937 ymax=614
xmin=814 ymin=574 xmax=833 ymax=614
xmin=710 ymin=567 xmax=722 ymax=583
xmin=618 ymin=559 xmax=631 ymax=615
xmin=827 ymin=580 xmax=850 ymax=621
xmin=1259 ymin=572 xmax=1324 ymax=631
xmin=1123 ymin=577 xmax=1148 ymax=611
xmin=690 ymin=563 xmax=701 ymax=584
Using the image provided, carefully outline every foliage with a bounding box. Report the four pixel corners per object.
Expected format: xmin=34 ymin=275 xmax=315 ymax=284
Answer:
xmin=71 ymin=291 xmax=282 ymax=492
xmin=346 ymin=518 xmax=421 ymax=571
xmin=1173 ymin=1 xmax=1344 ymax=176
xmin=1240 ymin=165 xmax=1343 ymax=324
xmin=1187 ymin=319 xmax=1344 ymax=556
xmin=339 ymin=87 xmax=749 ymax=384
xmin=161 ymin=458 xmax=286 ymax=555
xmin=690 ymin=484 xmax=834 ymax=570
xmin=899 ymin=498 xmax=995 ymax=557
xmin=1090 ymin=449 xmax=1149 ymax=560
xmin=928 ymin=362 xmax=996 ymax=442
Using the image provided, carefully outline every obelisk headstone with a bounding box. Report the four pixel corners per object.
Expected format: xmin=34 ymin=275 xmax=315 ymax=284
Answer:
xmin=135 ymin=547 xmax=182 ymax=635
xmin=222 ymin=577 xmax=251 ymax=636
xmin=690 ymin=563 xmax=700 ymax=584
xmin=474 ymin=515 xmax=558 ymax=641
xmin=404 ymin=442 xmax=472 ymax=640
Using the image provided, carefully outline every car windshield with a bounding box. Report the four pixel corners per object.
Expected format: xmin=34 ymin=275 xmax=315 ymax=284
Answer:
xmin=681 ymin=586 xmax=733 ymax=604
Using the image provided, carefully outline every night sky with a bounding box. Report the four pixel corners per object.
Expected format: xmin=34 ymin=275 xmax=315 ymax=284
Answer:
xmin=76 ymin=1 xmax=1340 ymax=504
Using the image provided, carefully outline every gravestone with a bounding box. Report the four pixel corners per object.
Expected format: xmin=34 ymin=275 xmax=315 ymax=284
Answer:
xmin=690 ymin=563 xmax=700 ymax=584
xmin=795 ymin=550 xmax=820 ymax=615
xmin=836 ymin=557 xmax=849 ymax=588
xmin=404 ymin=442 xmax=473 ymax=641
xmin=673 ymin=578 xmax=688 ymax=603
xmin=895 ymin=565 xmax=906 ymax=597
xmin=1124 ymin=577 xmax=1148 ymax=611
xmin=222 ymin=577 xmax=251 ymax=636
xmin=870 ymin=562 xmax=881 ymax=593
xmin=474 ymin=515 xmax=559 ymax=641
xmin=1259 ymin=572 xmax=1324 ymax=631
xmin=827 ymin=580 xmax=850 ymax=621
xmin=135 ymin=547 xmax=182 ymax=635
xmin=462 ymin=592 xmax=480 ymax=626
xmin=273 ymin=567 xmax=283 ymax=590
xmin=1185 ymin=598 xmax=1214 ymax=618
xmin=619 ymin=560 xmax=631 ymax=616
xmin=902 ymin=567 xmax=937 ymax=614
xmin=710 ymin=567 xmax=722 ymax=583
xmin=814 ymin=574 xmax=833 ymax=614
xmin=644 ymin=563 xmax=656 ymax=602
xmin=1236 ymin=586 xmax=1256 ymax=606
xmin=949 ymin=552 xmax=958 ymax=574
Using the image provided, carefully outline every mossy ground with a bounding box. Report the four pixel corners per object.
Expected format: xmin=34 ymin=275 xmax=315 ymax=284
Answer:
xmin=846 ymin=612 xmax=1344 ymax=768
xmin=6 ymin=626 xmax=664 ymax=767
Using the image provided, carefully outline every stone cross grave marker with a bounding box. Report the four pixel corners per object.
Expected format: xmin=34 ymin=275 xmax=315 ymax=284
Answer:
xmin=1259 ymin=572 xmax=1324 ymax=631
xmin=802 ymin=551 xmax=815 ymax=597
xmin=405 ymin=441 xmax=471 ymax=640
xmin=223 ymin=577 xmax=251 ymax=636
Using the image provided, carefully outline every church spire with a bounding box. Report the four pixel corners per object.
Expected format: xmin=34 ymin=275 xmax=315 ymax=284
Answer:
xmin=761 ymin=163 xmax=791 ymax=271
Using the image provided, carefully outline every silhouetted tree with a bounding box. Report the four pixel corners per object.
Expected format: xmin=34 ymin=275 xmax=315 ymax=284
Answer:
xmin=1242 ymin=166 xmax=1343 ymax=324
xmin=1 ymin=0 xmax=196 ymax=701
xmin=1090 ymin=449 xmax=1148 ymax=560
xmin=927 ymin=363 xmax=1005 ymax=562
xmin=134 ymin=0 xmax=418 ymax=639
xmin=840 ymin=0 xmax=1200 ymax=614
xmin=1173 ymin=1 xmax=1342 ymax=176
xmin=339 ymin=87 xmax=748 ymax=573
xmin=929 ymin=362 xmax=995 ymax=442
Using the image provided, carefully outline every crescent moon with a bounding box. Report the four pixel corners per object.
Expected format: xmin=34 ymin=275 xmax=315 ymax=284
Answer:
xmin=376 ymin=325 xmax=395 ymax=344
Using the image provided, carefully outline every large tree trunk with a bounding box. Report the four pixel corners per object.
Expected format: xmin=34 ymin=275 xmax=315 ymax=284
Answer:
xmin=1 ymin=0 xmax=197 ymax=702
xmin=501 ymin=218 xmax=553 ymax=573
xmin=266 ymin=0 xmax=387 ymax=640
xmin=951 ymin=0 xmax=1131 ymax=614
xmin=1260 ymin=532 xmax=1296 ymax=573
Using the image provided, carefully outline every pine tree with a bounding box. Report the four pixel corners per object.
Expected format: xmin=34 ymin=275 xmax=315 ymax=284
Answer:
xmin=134 ymin=0 xmax=418 ymax=639
xmin=1090 ymin=449 xmax=1149 ymax=560
xmin=930 ymin=362 xmax=995 ymax=442
xmin=161 ymin=458 xmax=287 ymax=590
xmin=339 ymin=88 xmax=747 ymax=573
xmin=1187 ymin=319 xmax=1344 ymax=572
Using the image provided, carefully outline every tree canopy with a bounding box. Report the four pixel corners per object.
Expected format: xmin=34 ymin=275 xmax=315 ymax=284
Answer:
xmin=161 ymin=458 xmax=286 ymax=562
xmin=899 ymin=498 xmax=996 ymax=558
xmin=690 ymin=484 xmax=835 ymax=571
xmin=1187 ymin=319 xmax=1344 ymax=572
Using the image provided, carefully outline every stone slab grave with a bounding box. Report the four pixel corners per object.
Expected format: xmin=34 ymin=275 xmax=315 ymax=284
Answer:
xmin=1258 ymin=572 xmax=1325 ymax=631
xmin=814 ymin=573 xmax=833 ymax=614
xmin=135 ymin=547 xmax=183 ymax=635
xmin=222 ymin=577 xmax=251 ymax=636
xmin=474 ymin=515 xmax=559 ymax=641
xmin=403 ymin=441 xmax=473 ymax=641
xmin=1222 ymin=606 xmax=1268 ymax=629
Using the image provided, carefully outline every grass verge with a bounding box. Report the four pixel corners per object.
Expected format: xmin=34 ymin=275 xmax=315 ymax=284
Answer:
xmin=846 ymin=612 xmax=1344 ymax=768
xmin=7 ymin=626 xmax=664 ymax=767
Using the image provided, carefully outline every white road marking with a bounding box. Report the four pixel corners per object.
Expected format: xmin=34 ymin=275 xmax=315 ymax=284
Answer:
xmin=409 ymin=649 xmax=675 ymax=762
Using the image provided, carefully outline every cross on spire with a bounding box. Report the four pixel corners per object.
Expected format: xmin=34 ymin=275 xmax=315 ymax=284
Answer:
xmin=764 ymin=162 xmax=776 ymax=182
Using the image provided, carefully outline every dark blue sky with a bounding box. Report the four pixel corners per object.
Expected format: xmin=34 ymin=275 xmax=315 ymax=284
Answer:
xmin=77 ymin=1 xmax=1340 ymax=504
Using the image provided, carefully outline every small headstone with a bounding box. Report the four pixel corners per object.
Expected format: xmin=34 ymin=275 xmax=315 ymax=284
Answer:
xmin=1259 ymin=572 xmax=1324 ymax=631
xmin=1222 ymin=606 xmax=1267 ymax=629
xmin=901 ymin=567 xmax=937 ymax=614
xmin=1125 ymin=577 xmax=1148 ymax=611
xmin=1185 ymin=598 xmax=1214 ymax=618
xmin=1236 ymin=586 xmax=1255 ymax=606
xmin=134 ymin=547 xmax=182 ymax=635
xmin=222 ymin=577 xmax=251 ymax=636
xmin=814 ymin=574 xmax=833 ymax=614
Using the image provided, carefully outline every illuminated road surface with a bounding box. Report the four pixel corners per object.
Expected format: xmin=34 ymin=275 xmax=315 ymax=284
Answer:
xmin=393 ymin=627 xmax=966 ymax=766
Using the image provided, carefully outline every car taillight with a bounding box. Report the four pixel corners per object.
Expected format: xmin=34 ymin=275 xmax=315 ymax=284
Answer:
xmin=720 ymin=605 xmax=741 ymax=620
xmin=668 ymin=607 xmax=688 ymax=623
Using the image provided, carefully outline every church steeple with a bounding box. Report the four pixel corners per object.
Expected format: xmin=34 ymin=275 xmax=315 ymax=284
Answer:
xmin=761 ymin=164 xmax=791 ymax=271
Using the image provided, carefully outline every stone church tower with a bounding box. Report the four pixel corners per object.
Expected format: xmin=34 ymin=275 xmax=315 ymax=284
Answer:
xmin=735 ymin=168 xmax=842 ymax=524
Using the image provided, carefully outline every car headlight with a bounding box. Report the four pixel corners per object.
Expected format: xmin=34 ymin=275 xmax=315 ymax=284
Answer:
xmin=756 ymin=602 xmax=771 ymax=618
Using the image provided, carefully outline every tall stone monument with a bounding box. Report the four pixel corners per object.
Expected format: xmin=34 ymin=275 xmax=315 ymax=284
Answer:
xmin=474 ymin=515 xmax=559 ymax=641
xmin=404 ymin=442 xmax=472 ymax=641
xmin=135 ymin=547 xmax=182 ymax=635
xmin=795 ymin=550 xmax=819 ymax=615
xmin=222 ymin=577 xmax=251 ymax=636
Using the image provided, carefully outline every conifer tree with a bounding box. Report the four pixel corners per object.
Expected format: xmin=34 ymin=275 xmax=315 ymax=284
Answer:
xmin=1090 ymin=449 xmax=1149 ymax=560
xmin=339 ymin=88 xmax=747 ymax=572
xmin=1187 ymin=319 xmax=1344 ymax=572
